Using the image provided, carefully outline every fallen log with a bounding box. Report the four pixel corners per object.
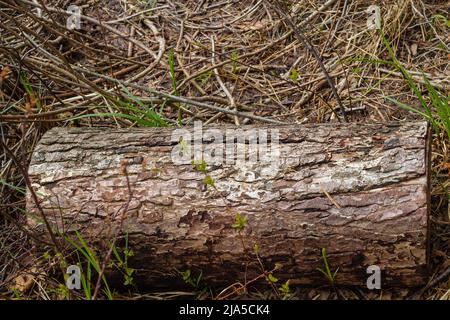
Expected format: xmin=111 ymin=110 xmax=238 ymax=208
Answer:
xmin=27 ymin=121 xmax=431 ymax=287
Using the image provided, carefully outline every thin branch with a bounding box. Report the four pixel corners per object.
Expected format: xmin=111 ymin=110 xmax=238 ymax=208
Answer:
xmin=267 ymin=0 xmax=348 ymax=122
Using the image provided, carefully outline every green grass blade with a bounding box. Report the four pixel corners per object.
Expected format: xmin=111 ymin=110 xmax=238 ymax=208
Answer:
xmin=384 ymin=96 xmax=432 ymax=120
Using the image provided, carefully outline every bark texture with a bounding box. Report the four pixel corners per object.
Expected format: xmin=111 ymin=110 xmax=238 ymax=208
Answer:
xmin=27 ymin=122 xmax=431 ymax=287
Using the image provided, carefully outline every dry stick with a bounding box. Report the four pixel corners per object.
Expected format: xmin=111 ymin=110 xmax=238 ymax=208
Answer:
xmin=1 ymin=209 xmax=53 ymax=247
xmin=0 ymin=5 xmax=88 ymax=90
xmin=125 ymin=19 xmax=165 ymax=83
xmin=182 ymin=0 xmax=263 ymax=30
xmin=211 ymin=35 xmax=239 ymax=125
xmin=180 ymin=34 xmax=339 ymax=116
xmin=0 ymin=105 xmax=98 ymax=121
xmin=267 ymin=0 xmax=348 ymax=122
xmin=106 ymin=5 xmax=171 ymax=24
xmin=5 ymin=12 xmax=283 ymax=124
xmin=0 ymin=14 xmax=122 ymax=109
xmin=17 ymin=0 xmax=159 ymax=59
xmin=85 ymin=70 xmax=285 ymax=124
xmin=119 ymin=2 xmax=166 ymax=82
xmin=18 ymin=39 xmax=121 ymax=110
xmin=17 ymin=57 xmax=192 ymax=122
xmin=6 ymin=2 xmax=149 ymax=68
xmin=175 ymin=19 xmax=207 ymax=96
xmin=1 ymin=56 xmax=112 ymax=116
xmin=378 ymin=67 xmax=448 ymax=91
xmin=0 ymin=47 xmax=65 ymax=107
xmin=216 ymin=265 xmax=279 ymax=300
xmin=1 ymin=50 xmax=25 ymax=110
xmin=93 ymin=8 xmax=122 ymax=110
xmin=176 ymin=0 xmax=337 ymax=91
xmin=127 ymin=26 xmax=135 ymax=58
xmin=172 ymin=18 xmax=209 ymax=122
xmin=4 ymin=4 xmax=152 ymax=96
xmin=410 ymin=266 xmax=450 ymax=299
xmin=187 ymin=96 xmax=252 ymax=111
xmin=0 ymin=138 xmax=61 ymax=253
xmin=20 ymin=56 xmax=285 ymax=125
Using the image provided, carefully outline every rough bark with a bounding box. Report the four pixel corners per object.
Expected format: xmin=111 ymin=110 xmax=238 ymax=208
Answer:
xmin=26 ymin=122 xmax=431 ymax=287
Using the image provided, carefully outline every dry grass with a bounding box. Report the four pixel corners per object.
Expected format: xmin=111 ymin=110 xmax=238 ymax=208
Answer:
xmin=0 ymin=0 xmax=449 ymax=299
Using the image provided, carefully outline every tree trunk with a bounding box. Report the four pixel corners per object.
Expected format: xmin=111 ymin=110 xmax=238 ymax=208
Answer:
xmin=27 ymin=121 xmax=431 ymax=287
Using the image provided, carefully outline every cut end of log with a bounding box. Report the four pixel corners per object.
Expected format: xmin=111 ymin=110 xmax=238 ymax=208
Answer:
xmin=26 ymin=121 xmax=431 ymax=287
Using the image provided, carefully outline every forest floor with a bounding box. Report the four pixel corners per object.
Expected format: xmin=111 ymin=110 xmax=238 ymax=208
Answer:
xmin=0 ymin=0 xmax=449 ymax=299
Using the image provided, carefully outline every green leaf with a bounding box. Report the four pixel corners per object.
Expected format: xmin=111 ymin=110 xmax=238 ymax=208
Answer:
xmin=231 ymin=50 xmax=239 ymax=73
xmin=232 ymin=212 xmax=248 ymax=231
xmin=182 ymin=269 xmax=191 ymax=282
xmin=168 ymin=48 xmax=178 ymax=95
xmin=384 ymin=96 xmax=431 ymax=120
xmin=203 ymin=175 xmax=215 ymax=188
xmin=316 ymin=247 xmax=338 ymax=285
xmin=290 ymin=68 xmax=299 ymax=82
xmin=70 ymin=112 xmax=166 ymax=128
xmin=274 ymin=262 xmax=283 ymax=270
xmin=196 ymin=71 xmax=213 ymax=86
xmin=267 ymin=274 xmax=278 ymax=283
xmin=280 ymin=280 xmax=290 ymax=294
xmin=0 ymin=179 xmax=26 ymax=194
xmin=280 ymin=280 xmax=292 ymax=300
xmin=42 ymin=251 xmax=51 ymax=260
xmin=179 ymin=137 xmax=190 ymax=155
xmin=253 ymin=243 xmax=260 ymax=255
xmin=196 ymin=270 xmax=203 ymax=287
xmin=192 ymin=159 xmax=207 ymax=173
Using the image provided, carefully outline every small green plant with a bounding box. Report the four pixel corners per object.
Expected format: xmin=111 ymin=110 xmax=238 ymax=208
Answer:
xmin=62 ymin=231 xmax=134 ymax=299
xmin=179 ymin=269 xmax=208 ymax=298
xmin=45 ymin=231 xmax=136 ymax=300
xmin=70 ymin=86 xmax=169 ymax=128
xmin=317 ymin=248 xmax=339 ymax=285
xmin=231 ymin=50 xmax=239 ymax=73
xmin=120 ymin=85 xmax=169 ymax=127
xmin=192 ymin=159 xmax=207 ymax=173
xmin=10 ymin=287 xmax=22 ymax=300
xmin=179 ymin=137 xmax=190 ymax=155
xmin=53 ymin=283 xmax=71 ymax=300
xmin=431 ymin=14 xmax=450 ymax=28
xmin=63 ymin=231 xmax=113 ymax=300
xmin=196 ymin=71 xmax=213 ymax=86
xmin=290 ymin=68 xmax=299 ymax=82
xmin=19 ymin=72 xmax=41 ymax=110
xmin=215 ymin=215 xmax=289 ymax=300
xmin=192 ymin=159 xmax=217 ymax=190
xmin=279 ymin=280 xmax=293 ymax=300
xmin=203 ymin=175 xmax=215 ymax=189
xmin=0 ymin=179 xmax=26 ymax=194
xmin=231 ymin=212 xmax=247 ymax=231
xmin=168 ymin=48 xmax=178 ymax=96
xmin=168 ymin=48 xmax=183 ymax=122
xmin=266 ymin=273 xmax=278 ymax=284
xmin=379 ymin=31 xmax=450 ymax=141
xmin=181 ymin=269 xmax=203 ymax=288
xmin=111 ymin=233 xmax=135 ymax=286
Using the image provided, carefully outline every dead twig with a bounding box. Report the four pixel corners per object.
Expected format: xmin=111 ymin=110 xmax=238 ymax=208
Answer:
xmin=267 ymin=0 xmax=348 ymax=122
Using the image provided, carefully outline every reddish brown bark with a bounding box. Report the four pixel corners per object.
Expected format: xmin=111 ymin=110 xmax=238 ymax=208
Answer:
xmin=27 ymin=122 xmax=430 ymax=287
